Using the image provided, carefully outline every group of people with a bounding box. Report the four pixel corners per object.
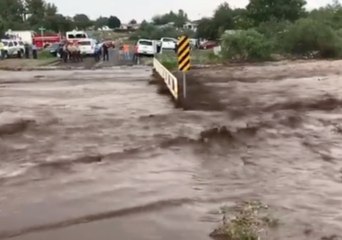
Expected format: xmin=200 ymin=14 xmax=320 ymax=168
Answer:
xmin=58 ymin=39 xmax=134 ymax=63
xmin=94 ymin=41 xmax=115 ymax=62
xmin=94 ymin=41 xmax=133 ymax=62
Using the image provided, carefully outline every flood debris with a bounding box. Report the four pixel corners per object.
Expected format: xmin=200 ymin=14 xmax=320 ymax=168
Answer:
xmin=210 ymin=201 xmax=279 ymax=240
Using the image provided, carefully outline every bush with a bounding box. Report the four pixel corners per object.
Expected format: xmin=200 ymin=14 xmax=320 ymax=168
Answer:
xmin=256 ymin=20 xmax=292 ymax=52
xmin=221 ymin=29 xmax=272 ymax=61
xmin=282 ymin=18 xmax=342 ymax=58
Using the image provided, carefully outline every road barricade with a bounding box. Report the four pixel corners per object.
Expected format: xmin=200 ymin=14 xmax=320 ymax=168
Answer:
xmin=153 ymin=58 xmax=178 ymax=100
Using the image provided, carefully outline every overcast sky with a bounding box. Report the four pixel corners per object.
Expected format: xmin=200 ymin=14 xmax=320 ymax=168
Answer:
xmin=49 ymin=0 xmax=335 ymax=23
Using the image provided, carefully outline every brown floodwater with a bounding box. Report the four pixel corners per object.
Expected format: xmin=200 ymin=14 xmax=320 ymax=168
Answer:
xmin=0 ymin=61 xmax=342 ymax=240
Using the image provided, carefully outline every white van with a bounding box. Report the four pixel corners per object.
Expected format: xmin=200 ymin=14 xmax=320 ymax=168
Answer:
xmin=77 ymin=38 xmax=97 ymax=55
xmin=136 ymin=39 xmax=157 ymax=56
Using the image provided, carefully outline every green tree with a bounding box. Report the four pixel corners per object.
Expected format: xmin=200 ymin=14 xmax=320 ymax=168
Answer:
xmin=247 ymin=0 xmax=307 ymax=25
xmin=25 ymin=0 xmax=46 ymax=27
xmin=73 ymin=14 xmax=92 ymax=30
xmin=129 ymin=19 xmax=137 ymax=24
xmin=196 ymin=18 xmax=217 ymax=39
xmin=152 ymin=10 xmax=188 ymax=27
xmin=94 ymin=16 xmax=109 ymax=29
xmin=108 ymin=15 xmax=121 ymax=29
xmin=0 ymin=0 xmax=25 ymax=30
xmin=174 ymin=9 xmax=188 ymax=27
xmin=212 ymin=2 xmax=235 ymax=34
xmin=45 ymin=2 xmax=57 ymax=16
xmin=309 ymin=2 xmax=342 ymax=29
xmin=45 ymin=14 xmax=74 ymax=33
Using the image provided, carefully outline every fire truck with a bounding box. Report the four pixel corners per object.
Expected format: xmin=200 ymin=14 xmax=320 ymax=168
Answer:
xmin=32 ymin=33 xmax=63 ymax=48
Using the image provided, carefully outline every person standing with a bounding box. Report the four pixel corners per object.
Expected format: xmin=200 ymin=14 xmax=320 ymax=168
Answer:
xmin=123 ymin=44 xmax=130 ymax=60
xmin=32 ymin=43 xmax=38 ymax=59
xmin=94 ymin=42 xmax=102 ymax=62
xmin=102 ymin=42 xmax=109 ymax=61
xmin=0 ymin=41 xmax=4 ymax=60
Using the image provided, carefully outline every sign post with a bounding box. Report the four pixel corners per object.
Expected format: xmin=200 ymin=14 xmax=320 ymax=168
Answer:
xmin=38 ymin=27 xmax=46 ymax=46
xmin=177 ymin=35 xmax=191 ymax=98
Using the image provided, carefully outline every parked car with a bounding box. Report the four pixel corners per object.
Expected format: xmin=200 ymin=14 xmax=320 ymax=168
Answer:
xmin=46 ymin=42 xmax=64 ymax=57
xmin=199 ymin=40 xmax=218 ymax=49
xmin=136 ymin=39 xmax=157 ymax=56
xmin=77 ymin=38 xmax=97 ymax=56
xmin=1 ymin=39 xmax=22 ymax=58
xmin=160 ymin=37 xmax=177 ymax=50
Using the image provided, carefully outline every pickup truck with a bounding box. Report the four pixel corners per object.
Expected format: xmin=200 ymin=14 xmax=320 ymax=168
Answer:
xmin=160 ymin=37 xmax=177 ymax=50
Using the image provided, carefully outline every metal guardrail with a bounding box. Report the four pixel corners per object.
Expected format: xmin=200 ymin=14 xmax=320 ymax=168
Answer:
xmin=153 ymin=58 xmax=178 ymax=100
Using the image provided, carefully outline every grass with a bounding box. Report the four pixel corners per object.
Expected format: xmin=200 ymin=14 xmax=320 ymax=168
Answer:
xmin=210 ymin=201 xmax=279 ymax=240
xmin=89 ymin=31 xmax=130 ymax=39
xmin=155 ymin=49 xmax=222 ymax=71
xmin=38 ymin=50 xmax=55 ymax=59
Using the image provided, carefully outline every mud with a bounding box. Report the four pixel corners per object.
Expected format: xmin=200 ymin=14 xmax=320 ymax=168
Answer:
xmin=1 ymin=59 xmax=342 ymax=240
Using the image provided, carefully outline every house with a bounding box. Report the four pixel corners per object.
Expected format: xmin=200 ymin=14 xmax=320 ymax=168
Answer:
xmin=183 ymin=21 xmax=198 ymax=32
xmin=119 ymin=23 xmax=140 ymax=30
xmin=156 ymin=22 xmax=175 ymax=29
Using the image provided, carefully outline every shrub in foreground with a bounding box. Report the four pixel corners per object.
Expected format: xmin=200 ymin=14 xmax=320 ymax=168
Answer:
xmin=221 ymin=29 xmax=272 ymax=61
xmin=282 ymin=18 xmax=342 ymax=58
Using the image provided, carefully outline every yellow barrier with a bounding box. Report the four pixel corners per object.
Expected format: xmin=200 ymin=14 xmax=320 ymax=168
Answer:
xmin=153 ymin=58 xmax=178 ymax=100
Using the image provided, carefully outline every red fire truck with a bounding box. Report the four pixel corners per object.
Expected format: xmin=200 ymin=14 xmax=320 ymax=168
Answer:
xmin=32 ymin=33 xmax=63 ymax=48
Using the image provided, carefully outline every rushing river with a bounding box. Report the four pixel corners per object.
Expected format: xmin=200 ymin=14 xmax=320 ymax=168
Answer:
xmin=0 ymin=64 xmax=342 ymax=240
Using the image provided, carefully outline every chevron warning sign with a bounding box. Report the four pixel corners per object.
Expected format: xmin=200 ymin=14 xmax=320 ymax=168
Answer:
xmin=177 ymin=36 xmax=191 ymax=72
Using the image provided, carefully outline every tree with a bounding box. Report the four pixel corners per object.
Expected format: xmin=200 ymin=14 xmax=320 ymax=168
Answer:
xmin=108 ymin=15 xmax=121 ymax=29
xmin=174 ymin=9 xmax=188 ymax=27
xmin=212 ymin=3 xmax=235 ymax=36
xmin=196 ymin=18 xmax=217 ymax=39
xmin=94 ymin=16 xmax=109 ymax=29
xmin=152 ymin=10 xmax=188 ymax=27
xmin=0 ymin=0 xmax=25 ymax=27
xmin=247 ymin=0 xmax=307 ymax=25
xmin=45 ymin=14 xmax=74 ymax=33
xmin=73 ymin=14 xmax=92 ymax=30
xmin=45 ymin=2 xmax=57 ymax=16
xmin=129 ymin=19 xmax=137 ymax=25
xmin=25 ymin=0 xmax=46 ymax=27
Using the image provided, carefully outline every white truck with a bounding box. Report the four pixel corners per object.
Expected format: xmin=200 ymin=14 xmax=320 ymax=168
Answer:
xmin=160 ymin=37 xmax=177 ymax=50
xmin=66 ymin=30 xmax=88 ymax=42
xmin=5 ymin=30 xmax=35 ymax=45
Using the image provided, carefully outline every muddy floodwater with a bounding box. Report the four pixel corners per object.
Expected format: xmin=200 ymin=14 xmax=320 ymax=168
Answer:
xmin=1 ymin=60 xmax=342 ymax=240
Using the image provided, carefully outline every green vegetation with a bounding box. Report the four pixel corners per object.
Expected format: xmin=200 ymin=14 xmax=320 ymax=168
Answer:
xmin=210 ymin=201 xmax=279 ymax=240
xmin=3 ymin=0 xmax=342 ymax=62
xmin=0 ymin=0 xmax=123 ymax=36
xmin=38 ymin=49 xmax=54 ymax=59
xmin=155 ymin=49 xmax=222 ymax=71
xmin=221 ymin=30 xmax=272 ymax=61
xmin=196 ymin=0 xmax=342 ymax=61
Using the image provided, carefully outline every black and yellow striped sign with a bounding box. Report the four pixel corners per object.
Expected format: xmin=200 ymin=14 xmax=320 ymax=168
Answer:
xmin=177 ymin=35 xmax=191 ymax=72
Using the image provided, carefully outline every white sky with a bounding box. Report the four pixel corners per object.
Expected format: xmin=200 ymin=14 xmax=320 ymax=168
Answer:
xmin=49 ymin=0 xmax=336 ymax=23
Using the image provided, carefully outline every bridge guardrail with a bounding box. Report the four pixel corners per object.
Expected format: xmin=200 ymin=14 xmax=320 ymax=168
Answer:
xmin=153 ymin=58 xmax=178 ymax=100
